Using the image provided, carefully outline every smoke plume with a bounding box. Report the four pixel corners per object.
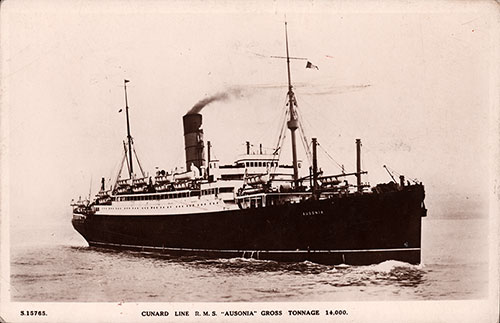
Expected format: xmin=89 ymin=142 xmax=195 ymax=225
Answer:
xmin=187 ymin=87 xmax=243 ymax=115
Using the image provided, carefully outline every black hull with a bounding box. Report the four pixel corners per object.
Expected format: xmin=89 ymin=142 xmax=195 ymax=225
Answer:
xmin=72 ymin=185 xmax=426 ymax=265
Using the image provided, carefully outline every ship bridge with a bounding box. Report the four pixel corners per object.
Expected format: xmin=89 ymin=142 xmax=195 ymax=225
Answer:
xmin=217 ymin=151 xmax=301 ymax=182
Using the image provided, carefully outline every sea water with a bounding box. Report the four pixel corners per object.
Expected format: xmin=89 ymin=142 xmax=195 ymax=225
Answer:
xmin=9 ymin=217 xmax=489 ymax=302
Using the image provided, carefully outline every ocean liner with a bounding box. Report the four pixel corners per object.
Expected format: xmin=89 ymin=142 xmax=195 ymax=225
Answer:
xmin=71 ymin=23 xmax=427 ymax=265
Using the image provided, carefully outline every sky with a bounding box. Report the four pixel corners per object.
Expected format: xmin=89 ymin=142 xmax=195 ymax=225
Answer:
xmin=1 ymin=0 xmax=498 ymax=246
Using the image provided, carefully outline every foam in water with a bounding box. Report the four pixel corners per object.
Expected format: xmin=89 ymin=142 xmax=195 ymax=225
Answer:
xmin=367 ymin=260 xmax=416 ymax=273
xmin=335 ymin=263 xmax=350 ymax=269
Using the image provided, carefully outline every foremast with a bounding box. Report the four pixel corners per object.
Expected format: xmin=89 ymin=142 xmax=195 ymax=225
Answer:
xmin=284 ymin=22 xmax=300 ymax=186
xmin=111 ymin=79 xmax=146 ymax=195
xmin=123 ymin=79 xmax=134 ymax=179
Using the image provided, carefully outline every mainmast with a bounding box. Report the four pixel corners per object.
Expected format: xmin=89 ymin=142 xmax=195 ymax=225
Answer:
xmin=123 ymin=79 xmax=134 ymax=178
xmin=284 ymin=22 xmax=300 ymax=184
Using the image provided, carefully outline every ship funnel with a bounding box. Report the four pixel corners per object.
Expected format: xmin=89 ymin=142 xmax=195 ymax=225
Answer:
xmin=183 ymin=113 xmax=206 ymax=171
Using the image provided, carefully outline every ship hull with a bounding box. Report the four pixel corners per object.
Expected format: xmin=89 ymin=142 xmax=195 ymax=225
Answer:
xmin=72 ymin=185 xmax=425 ymax=265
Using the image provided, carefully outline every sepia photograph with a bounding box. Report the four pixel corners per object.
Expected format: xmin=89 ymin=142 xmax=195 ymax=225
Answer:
xmin=1 ymin=0 xmax=498 ymax=322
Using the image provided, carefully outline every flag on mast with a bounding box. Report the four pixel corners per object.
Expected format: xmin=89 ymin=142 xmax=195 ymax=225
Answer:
xmin=305 ymin=61 xmax=319 ymax=70
xmin=124 ymin=79 xmax=130 ymax=83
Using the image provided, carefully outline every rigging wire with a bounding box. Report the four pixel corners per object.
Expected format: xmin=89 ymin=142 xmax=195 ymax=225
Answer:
xmin=253 ymin=93 xmax=286 ymax=150
xmin=296 ymin=108 xmax=312 ymax=165
xmin=297 ymin=120 xmax=312 ymax=166
xmin=384 ymin=164 xmax=419 ymax=183
xmin=269 ymin=94 xmax=291 ymax=172
xmin=275 ymin=129 xmax=287 ymax=173
xmin=383 ymin=165 xmax=397 ymax=183
xmin=123 ymin=141 xmax=131 ymax=177
xmin=294 ymin=94 xmax=325 ymax=131
xmin=317 ymin=143 xmax=345 ymax=173
xmin=271 ymin=108 xmax=289 ymax=173
xmin=293 ymin=91 xmax=348 ymax=174
xmin=108 ymin=151 xmax=123 ymax=183
xmin=132 ymin=145 xmax=146 ymax=178
xmin=113 ymin=147 xmax=128 ymax=191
